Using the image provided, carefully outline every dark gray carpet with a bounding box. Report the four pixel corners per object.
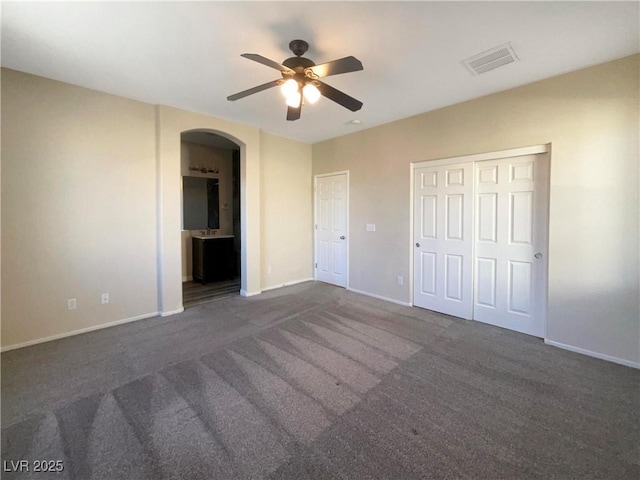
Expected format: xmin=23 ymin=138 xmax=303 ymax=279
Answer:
xmin=2 ymin=282 xmax=639 ymax=479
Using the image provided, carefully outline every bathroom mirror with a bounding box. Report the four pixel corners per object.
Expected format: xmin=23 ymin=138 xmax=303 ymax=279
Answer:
xmin=183 ymin=176 xmax=220 ymax=230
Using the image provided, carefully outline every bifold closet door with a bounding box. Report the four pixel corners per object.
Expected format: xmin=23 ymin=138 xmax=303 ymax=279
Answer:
xmin=413 ymin=153 xmax=549 ymax=338
xmin=413 ymin=163 xmax=474 ymax=319
xmin=473 ymin=154 xmax=549 ymax=337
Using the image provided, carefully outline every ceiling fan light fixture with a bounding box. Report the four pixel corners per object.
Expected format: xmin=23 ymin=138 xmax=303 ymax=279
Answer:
xmin=285 ymin=91 xmax=302 ymax=108
xmin=302 ymin=83 xmax=321 ymax=104
xmin=280 ymin=78 xmax=299 ymax=97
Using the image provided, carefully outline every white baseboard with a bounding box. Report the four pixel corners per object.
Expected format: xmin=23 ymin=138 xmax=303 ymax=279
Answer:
xmin=240 ymin=289 xmax=261 ymax=297
xmin=262 ymin=278 xmax=315 ymax=292
xmin=182 ymin=276 xmax=193 ymax=282
xmin=544 ymin=339 xmax=640 ymax=369
xmin=346 ymin=287 xmax=412 ymax=307
xmin=161 ymin=307 xmax=184 ymax=317
xmin=1 ymin=311 xmax=160 ymax=353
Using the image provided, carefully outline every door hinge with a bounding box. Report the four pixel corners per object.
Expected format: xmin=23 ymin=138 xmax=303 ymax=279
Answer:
xmin=315 ymin=263 xmax=317 ymax=268
xmin=315 ymin=224 xmax=317 ymax=230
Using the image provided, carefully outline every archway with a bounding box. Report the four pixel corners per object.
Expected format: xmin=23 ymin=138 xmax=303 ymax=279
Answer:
xmin=155 ymin=105 xmax=262 ymax=316
xmin=180 ymin=130 xmax=242 ymax=306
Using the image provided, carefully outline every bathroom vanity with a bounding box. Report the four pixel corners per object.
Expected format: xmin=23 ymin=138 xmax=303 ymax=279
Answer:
xmin=192 ymin=235 xmax=236 ymax=283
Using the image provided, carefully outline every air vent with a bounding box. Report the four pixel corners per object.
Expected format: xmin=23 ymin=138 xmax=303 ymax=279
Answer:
xmin=462 ymin=43 xmax=519 ymax=75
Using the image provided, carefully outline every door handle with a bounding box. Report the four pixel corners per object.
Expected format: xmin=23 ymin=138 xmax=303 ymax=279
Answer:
xmin=340 ymin=236 xmax=345 ymax=240
xmin=534 ymin=252 xmax=542 ymax=259
xmin=415 ymin=243 xmax=420 ymax=248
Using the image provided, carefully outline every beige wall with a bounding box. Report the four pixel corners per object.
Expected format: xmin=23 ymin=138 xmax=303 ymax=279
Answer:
xmin=260 ymin=132 xmax=313 ymax=290
xmin=313 ymin=55 xmax=640 ymax=365
xmin=1 ymin=68 xmax=159 ymax=347
xmin=1 ymin=69 xmax=314 ymax=349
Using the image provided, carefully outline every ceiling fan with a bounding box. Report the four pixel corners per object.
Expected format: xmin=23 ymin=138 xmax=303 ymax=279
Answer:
xmin=227 ymin=39 xmax=364 ymax=121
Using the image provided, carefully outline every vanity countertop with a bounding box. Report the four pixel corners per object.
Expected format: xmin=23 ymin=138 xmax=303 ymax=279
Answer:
xmin=192 ymin=235 xmax=235 ymax=240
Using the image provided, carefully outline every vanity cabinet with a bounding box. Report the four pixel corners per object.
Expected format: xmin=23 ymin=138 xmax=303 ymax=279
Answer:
xmin=192 ymin=236 xmax=236 ymax=283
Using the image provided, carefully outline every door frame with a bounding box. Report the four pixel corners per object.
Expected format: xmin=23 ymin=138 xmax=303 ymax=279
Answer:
xmin=313 ymin=170 xmax=350 ymax=288
xmin=409 ymin=144 xmax=551 ymax=336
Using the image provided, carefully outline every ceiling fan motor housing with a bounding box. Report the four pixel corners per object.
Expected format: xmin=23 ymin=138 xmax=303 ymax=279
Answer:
xmin=283 ymin=56 xmax=315 ymax=71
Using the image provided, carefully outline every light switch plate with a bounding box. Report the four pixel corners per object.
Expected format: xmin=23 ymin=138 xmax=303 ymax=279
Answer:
xmin=366 ymin=224 xmax=376 ymax=232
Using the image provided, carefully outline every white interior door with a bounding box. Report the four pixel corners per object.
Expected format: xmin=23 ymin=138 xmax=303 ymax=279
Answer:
xmin=473 ymin=154 xmax=549 ymax=337
xmin=413 ymin=163 xmax=474 ymax=319
xmin=315 ymin=173 xmax=348 ymax=287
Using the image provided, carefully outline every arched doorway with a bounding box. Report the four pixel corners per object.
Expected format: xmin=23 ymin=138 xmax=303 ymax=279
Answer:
xmin=155 ymin=105 xmax=261 ymax=317
xmin=180 ymin=130 xmax=242 ymax=306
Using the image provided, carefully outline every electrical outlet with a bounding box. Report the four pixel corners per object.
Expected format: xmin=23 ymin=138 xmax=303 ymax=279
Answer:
xmin=267 ymin=265 xmax=272 ymax=274
xmin=397 ymin=276 xmax=403 ymax=286
xmin=67 ymin=298 xmax=77 ymax=310
xmin=101 ymin=293 xmax=109 ymax=304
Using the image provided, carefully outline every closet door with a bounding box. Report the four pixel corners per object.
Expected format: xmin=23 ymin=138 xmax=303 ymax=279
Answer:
xmin=473 ymin=154 xmax=549 ymax=337
xmin=413 ymin=163 xmax=474 ymax=319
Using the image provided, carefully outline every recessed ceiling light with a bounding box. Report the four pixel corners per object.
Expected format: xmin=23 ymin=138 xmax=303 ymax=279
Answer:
xmin=346 ymin=119 xmax=362 ymax=126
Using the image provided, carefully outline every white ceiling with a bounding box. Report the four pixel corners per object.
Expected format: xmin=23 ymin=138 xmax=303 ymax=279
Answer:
xmin=2 ymin=1 xmax=638 ymax=144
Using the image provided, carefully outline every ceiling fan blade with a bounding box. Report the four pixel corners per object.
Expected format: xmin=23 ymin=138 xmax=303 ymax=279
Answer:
xmin=286 ymin=104 xmax=302 ymax=121
xmin=241 ymin=53 xmax=295 ymax=74
xmin=316 ymin=81 xmax=363 ymax=112
xmin=307 ymin=56 xmax=363 ymax=78
xmin=227 ymin=79 xmax=281 ymax=101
